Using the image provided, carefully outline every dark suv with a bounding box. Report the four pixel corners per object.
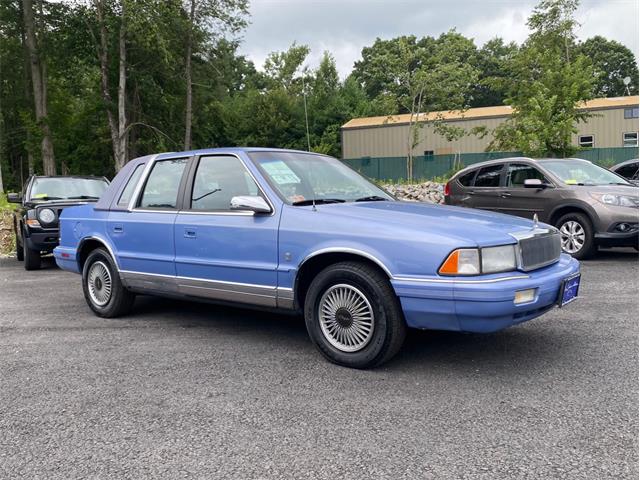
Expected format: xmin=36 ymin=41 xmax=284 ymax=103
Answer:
xmin=8 ymin=175 xmax=109 ymax=270
xmin=444 ymin=157 xmax=639 ymax=259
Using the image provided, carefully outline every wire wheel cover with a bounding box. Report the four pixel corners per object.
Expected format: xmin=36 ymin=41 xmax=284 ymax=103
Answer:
xmin=318 ymin=284 xmax=375 ymax=353
xmin=87 ymin=261 xmax=112 ymax=307
xmin=559 ymin=220 xmax=585 ymax=253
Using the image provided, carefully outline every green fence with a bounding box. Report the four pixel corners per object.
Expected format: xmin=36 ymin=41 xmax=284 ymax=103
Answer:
xmin=343 ymin=147 xmax=638 ymax=182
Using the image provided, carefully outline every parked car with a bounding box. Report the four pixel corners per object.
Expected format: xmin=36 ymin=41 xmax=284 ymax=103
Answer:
xmin=445 ymin=157 xmax=639 ymax=259
xmin=54 ymin=149 xmax=579 ymax=368
xmin=8 ymin=175 xmax=110 ymax=270
xmin=610 ymin=159 xmax=639 ymax=185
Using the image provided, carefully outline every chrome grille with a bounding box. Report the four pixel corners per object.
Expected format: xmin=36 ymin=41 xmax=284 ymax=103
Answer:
xmin=518 ymin=232 xmax=562 ymax=271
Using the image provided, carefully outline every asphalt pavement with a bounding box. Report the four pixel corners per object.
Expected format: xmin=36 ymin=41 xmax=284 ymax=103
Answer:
xmin=0 ymin=250 xmax=638 ymax=479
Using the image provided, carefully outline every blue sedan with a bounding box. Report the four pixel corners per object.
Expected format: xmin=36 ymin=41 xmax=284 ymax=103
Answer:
xmin=54 ymin=148 xmax=580 ymax=368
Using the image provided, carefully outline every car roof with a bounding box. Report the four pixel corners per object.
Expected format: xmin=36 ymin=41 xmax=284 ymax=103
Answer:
xmin=452 ymin=156 xmax=593 ymax=177
xmin=31 ymin=175 xmax=108 ymax=179
xmin=155 ymin=147 xmax=325 ymax=161
xmin=612 ymin=158 xmax=639 ymax=168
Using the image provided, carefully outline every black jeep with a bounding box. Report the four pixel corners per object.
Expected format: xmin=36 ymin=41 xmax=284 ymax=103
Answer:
xmin=8 ymin=175 xmax=110 ymax=270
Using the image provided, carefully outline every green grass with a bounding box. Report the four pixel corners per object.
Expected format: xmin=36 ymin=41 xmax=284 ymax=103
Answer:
xmin=0 ymin=192 xmax=10 ymax=210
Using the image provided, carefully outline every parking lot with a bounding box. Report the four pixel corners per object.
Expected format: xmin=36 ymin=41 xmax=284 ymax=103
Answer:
xmin=0 ymin=251 xmax=637 ymax=479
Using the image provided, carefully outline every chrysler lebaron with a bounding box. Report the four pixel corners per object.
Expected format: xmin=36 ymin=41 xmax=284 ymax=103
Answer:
xmin=54 ymin=148 xmax=580 ymax=368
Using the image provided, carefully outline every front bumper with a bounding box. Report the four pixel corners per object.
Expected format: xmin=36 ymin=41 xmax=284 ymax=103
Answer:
xmin=25 ymin=228 xmax=60 ymax=252
xmin=392 ymin=254 xmax=580 ymax=333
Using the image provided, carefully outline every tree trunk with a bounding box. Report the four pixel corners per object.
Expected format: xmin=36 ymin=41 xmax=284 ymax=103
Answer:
xmin=22 ymin=0 xmax=55 ymax=175
xmin=184 ymin=0 xmax=196 ymax=151
xmin=94 ymin=0 xmax=128 ymax=172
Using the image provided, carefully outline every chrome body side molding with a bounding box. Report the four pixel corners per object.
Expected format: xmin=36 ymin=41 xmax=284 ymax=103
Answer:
xmin=119 ymin=270 xmax=295 ymax=309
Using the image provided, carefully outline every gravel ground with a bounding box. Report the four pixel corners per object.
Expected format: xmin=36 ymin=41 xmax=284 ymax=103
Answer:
xmin=0 ymin=251 xmax=637 ymax=479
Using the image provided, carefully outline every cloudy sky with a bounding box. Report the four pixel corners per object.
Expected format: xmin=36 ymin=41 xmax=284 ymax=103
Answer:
xmin=239 ymin=0 xmax=639 ymax=78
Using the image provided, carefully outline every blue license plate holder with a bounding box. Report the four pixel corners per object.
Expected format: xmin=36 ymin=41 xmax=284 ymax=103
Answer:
xmin=558 ymin=273 xmax=580 ymax=307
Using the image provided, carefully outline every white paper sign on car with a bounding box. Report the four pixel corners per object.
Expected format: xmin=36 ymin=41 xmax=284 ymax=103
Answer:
xmin=261 ymin=160 xmax=301 ymax=185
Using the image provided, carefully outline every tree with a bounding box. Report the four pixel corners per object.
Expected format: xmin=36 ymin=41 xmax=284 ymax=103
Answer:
xmin=489 ymin=0 xmax=594 ymax=157
xmin=182 ymin=0 xmax=248 ymax=150
xmin=470 ymin=38 xmax=519 ymax=107
xmin=22 ymin=0 xmax=55 ymax=175
xmin=93 ymin=0 xmax=128 ymax=171
xmin=578 ymin=36 xmax=638 ymax=97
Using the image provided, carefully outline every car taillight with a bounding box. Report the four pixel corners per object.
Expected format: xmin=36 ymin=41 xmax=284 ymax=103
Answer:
xmin=444 ymin=181 xmax=451 ymax=196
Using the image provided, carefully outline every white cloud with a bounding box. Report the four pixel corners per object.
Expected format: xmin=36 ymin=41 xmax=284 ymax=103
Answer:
xmin=239 ymin=0 xmax=639 ymax=78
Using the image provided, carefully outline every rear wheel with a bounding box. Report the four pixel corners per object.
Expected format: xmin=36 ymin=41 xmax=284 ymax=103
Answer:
xmin=82 ymin=248 xmax=135 ymax=318
xmin=304 ymin=261 xmax=406 ymax=369
xmin=556 ymin=212 xmax=596 ymax=259
xmin=22 ymin=233 xmax=41 ymax=270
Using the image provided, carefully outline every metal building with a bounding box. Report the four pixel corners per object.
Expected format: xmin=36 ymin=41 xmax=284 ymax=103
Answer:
xmin=341 ymin=96 xmax=639 ymax=160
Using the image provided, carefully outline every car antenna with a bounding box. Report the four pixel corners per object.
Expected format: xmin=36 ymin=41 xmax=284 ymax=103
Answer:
xmin=301 ymin=67 xmax=316 ymax=212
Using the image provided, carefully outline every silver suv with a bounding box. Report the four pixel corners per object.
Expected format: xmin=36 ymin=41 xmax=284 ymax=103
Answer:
xmin=444 ymin=157 xmax=639 ymax=259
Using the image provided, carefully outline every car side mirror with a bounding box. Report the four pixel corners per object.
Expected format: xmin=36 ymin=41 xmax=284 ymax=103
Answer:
xmin=523 ymin=179 xmax=546 ymax=189
xmin=230 ymin=195 xmax=271 ymax=214
xmin=7 ymin=193 xmax=22 ymax=203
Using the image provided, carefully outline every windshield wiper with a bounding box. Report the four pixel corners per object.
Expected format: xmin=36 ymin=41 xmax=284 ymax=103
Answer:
xmin=608 ymin=182 xmax=633 ymax=186
xmin=30 ymin=196 xmax=63 ymax=201
xmin=292 ymin=198 xmax=345 ymax=206
xmin=354 ymin=195 xmax=389 ymax=202
xmin=67 ymin=195 xmax=101 ymax=199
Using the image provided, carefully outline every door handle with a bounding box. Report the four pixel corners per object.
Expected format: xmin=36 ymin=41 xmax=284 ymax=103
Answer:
xmin=112 ymin=224 xmax=124 ymax=233
xmin=184 ymin=228 xmax=197 ymax=239
xmin=468 ymin=190 xmax=475 ymax=195
xmin=500 ymin=192 xmax=512 ymax=198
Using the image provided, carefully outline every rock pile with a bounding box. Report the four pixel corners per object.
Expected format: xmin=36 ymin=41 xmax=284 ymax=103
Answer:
xmin=382 ymin=181 xmax=445 ymax=204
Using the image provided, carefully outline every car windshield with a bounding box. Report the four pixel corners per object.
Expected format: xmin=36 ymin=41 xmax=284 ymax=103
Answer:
xmin=542 ymin=160 xmax=633 ymax=186
xmin=248 ymin=151 xmax=393 ymax=204
xmin=29 ymin=177 xmax=109 ymax=201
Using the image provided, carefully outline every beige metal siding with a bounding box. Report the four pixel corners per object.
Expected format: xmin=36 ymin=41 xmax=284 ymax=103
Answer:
xmin=342 ymin=101 xmax=640 ymax=158
xmin=573 ymin=108 xmax=639 ymax=148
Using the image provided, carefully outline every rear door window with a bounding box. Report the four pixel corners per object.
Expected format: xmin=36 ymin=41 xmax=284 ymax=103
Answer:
xmin=474 ymin=164 xmax=503 ymax=187
xmin=138 ymin=159 xmax=189 ymax=209
xmin=458 ymin=170 xmax=476 ymax=187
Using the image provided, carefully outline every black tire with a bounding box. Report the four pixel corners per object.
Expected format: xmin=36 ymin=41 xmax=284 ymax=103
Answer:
xmin=82 ymin=248 xmax=135 ymax=318
xmin=22 ymin=233 xmax=41 ymax=270
xmin=304 ymin=261 xmax=406 ymax=369
xmin=555 ymin=212 xmax=596 ymax=260
xmin=16 ymin=233 xmax=24 ymax=261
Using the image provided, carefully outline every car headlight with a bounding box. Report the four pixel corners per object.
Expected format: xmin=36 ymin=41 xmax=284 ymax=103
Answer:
xmin=439 ymin=245 xmax=517 ymax=276
xmin=38 ymin=208 xmax=56 ymax=224
xmin=481 ymin=245 xmax=517 ymax=274
xmin=590 ymin=192 xmax=638 ymax=208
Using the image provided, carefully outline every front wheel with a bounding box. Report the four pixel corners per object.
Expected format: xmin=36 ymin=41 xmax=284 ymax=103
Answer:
xmin=304 ymin=261 xmax=406 ymax=369
xmin=556 ymin=212 xmax=596 ymax=260
xmin=16 ymin=234 xmax=24 ymax=261
xmin=82 ymin=248 xmax=135 ymax=318
xmin=22 ymin=233 xmax=41 ymax=270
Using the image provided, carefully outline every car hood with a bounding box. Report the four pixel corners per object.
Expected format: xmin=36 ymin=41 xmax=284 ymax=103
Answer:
xmin=310 ymin=201 xmax=544 ymax=247
xmin=572 ymin=184 xmax=639 ymax=196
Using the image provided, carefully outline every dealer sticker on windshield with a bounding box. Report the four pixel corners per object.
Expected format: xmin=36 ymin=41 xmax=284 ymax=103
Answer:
xmin=261 ymin=160 xmax=301 ymax=185
xmin=559 ymin=273 xmax=580 ymax=307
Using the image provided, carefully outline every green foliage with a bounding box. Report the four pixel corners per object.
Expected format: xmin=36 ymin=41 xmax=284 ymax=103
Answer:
xmin=0 ymin=0 xmax=635 ymax=191
xmin=488 ymin=0 xmax=595 ymax=158
xmin=577 ymin=36 xmax=638 ymax=97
